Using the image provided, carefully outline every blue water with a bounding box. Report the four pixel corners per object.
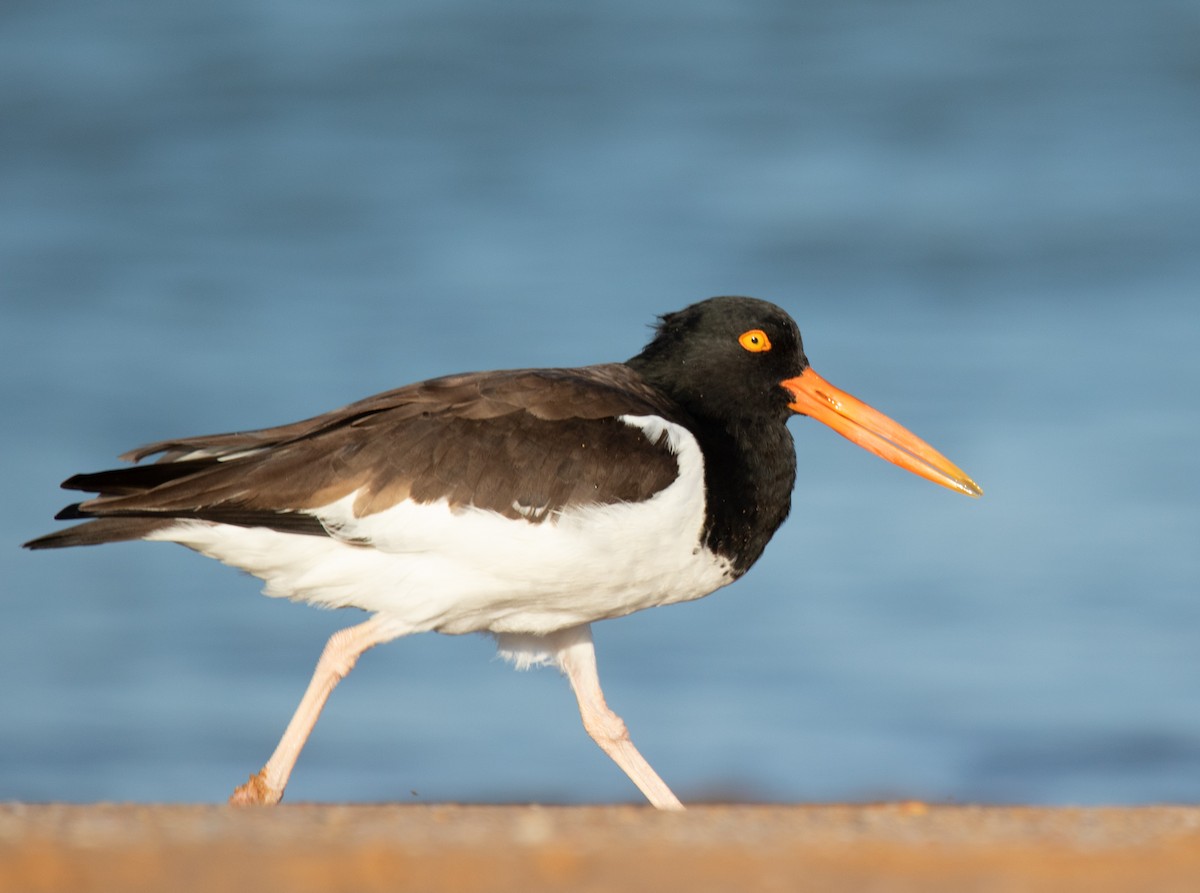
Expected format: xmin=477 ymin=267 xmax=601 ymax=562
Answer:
xmin=3 ymin=0 xmax=1199 ymax=806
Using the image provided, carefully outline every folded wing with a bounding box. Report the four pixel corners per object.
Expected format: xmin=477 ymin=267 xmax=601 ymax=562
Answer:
xmin=25 ymin=365 xmax=684 ymax=549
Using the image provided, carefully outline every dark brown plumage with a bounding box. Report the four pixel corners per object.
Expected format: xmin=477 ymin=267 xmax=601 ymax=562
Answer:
xmin=27 ymin=365 xmax=684 ymax=549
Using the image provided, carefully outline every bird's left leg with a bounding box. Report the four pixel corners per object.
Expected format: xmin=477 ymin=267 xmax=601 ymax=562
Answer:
xmin=555 ymin=624 xmax=685 ymax=811
xmin=230 ymin=613 xmax=406 ymax=805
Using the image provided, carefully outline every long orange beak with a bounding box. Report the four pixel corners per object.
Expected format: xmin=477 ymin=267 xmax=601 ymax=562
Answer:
xmin=782 ymin=367 xmax=982 ymax=498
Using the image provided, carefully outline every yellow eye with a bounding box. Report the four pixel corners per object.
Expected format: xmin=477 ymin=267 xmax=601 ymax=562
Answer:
xmin=738 ymin=329 xmax=772 ymax=352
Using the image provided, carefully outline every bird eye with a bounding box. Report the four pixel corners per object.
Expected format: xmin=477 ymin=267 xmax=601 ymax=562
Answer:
xmin=738 ymin=329 xmax=772 ymax=352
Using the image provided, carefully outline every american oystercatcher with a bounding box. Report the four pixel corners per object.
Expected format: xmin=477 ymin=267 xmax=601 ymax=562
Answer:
xmin=25 ymin=296 xmax=981 ymax=810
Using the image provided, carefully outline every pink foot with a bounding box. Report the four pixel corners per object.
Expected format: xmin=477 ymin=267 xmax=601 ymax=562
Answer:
xmin=229 ymin=769 xmax=283 ymax=805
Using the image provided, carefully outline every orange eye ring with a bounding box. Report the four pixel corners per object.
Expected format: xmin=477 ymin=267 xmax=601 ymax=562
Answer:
xmin=738 ymin=329 xmax=772 ymax=352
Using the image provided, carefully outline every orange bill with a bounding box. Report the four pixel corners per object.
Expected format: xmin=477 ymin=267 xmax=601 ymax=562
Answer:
xmin=782 ymin=367 xmax=982 ymax=498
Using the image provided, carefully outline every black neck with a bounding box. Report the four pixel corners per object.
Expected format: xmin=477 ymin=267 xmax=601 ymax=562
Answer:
xmin=686 ymin=412 xmax=796 ymax=576
xmin=625 ymin=353 xmax=799 ymax=575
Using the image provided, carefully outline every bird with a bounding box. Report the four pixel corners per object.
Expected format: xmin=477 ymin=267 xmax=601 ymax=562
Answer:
xmin=24 ymin=296 xmax=981 ymax=810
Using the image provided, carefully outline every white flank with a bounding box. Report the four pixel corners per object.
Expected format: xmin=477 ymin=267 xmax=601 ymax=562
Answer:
xmin=147 ymin=415 xmax=735 ymax=642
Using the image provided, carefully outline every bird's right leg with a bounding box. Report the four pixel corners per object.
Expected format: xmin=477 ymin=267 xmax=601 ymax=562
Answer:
xmin=555 ymin=624 xmax=685 ymax=811
xmin=230 ymin=614 xmax=404 ymax=805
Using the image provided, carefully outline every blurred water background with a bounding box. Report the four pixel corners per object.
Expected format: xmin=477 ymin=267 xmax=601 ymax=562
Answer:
xmin=3 ymin=1 xmax=1198 ymax=806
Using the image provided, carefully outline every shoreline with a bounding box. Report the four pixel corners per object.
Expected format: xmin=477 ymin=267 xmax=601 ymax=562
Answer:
xmin=4 ymin=802 xmax=1199 ymax=892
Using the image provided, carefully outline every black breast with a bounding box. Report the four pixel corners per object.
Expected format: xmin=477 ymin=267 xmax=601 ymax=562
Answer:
xmin=690 ymin=416 xmax=797 ymax=576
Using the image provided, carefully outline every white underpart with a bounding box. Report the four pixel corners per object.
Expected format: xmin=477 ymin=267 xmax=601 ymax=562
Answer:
xmin=148 ymin=415 xmax=735 ymax=657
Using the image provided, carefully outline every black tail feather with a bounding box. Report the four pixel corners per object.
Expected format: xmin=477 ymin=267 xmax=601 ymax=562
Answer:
xmin=61 ymin=458 xmax=220 ymax=496
xmin=31 ymin=505 xmax=330 ymax=545
xmin=53 ymin=503 xmax=88 ymax=521
xmin=23 ymin=518 xmax=174 ymax=550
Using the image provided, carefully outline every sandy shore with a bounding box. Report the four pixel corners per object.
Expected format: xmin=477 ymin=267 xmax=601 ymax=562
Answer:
xmin=2 ymin=803 xmax=1198 ymax=892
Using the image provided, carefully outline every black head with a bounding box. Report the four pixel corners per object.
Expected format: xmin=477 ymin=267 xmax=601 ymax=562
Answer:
xmin=628 ymin=295 xmax=984 ymax=498
xmin=627 ymin=296 xmax=810 ymax=424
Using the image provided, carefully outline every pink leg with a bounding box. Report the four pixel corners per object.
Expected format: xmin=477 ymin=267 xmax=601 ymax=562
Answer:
xmin=230 ymin=615 xmax=404 ymax=805
xmin=555 ymin=625 xmax=685 ymax=811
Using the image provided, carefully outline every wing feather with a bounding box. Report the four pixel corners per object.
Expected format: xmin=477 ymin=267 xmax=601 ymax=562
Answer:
xmin=29 ymin=365 xmax=687 ymax=546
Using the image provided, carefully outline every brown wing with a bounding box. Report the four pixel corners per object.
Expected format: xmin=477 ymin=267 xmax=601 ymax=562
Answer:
xmin=26 ymin=365 xmax=686 ymax=548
